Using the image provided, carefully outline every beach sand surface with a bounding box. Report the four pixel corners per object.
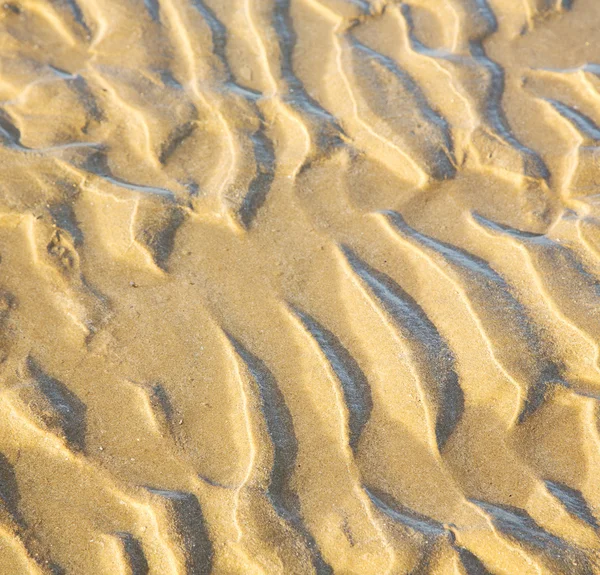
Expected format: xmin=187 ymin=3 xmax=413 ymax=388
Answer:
xmin=1 ymin=0 xmax=600 ymax=572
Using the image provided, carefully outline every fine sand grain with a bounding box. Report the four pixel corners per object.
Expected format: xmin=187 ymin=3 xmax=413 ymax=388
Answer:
xmin=1 ymin=0 xmax=600 ymax=573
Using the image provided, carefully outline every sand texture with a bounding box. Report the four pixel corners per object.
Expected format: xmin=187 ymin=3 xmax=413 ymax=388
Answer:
xmin=1 ymin=0 xmax=600 ymax=572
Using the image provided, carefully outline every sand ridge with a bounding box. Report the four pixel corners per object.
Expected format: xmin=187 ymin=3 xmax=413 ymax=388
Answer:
xmin=1 ymin=0 xmax=600 ymax=572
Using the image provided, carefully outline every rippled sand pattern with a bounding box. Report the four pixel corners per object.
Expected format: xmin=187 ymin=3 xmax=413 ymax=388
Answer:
xmin=2 ymin=0 xmax=600 ymax=572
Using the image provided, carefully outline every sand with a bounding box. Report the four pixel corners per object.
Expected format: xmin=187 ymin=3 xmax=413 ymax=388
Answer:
xmin=0 ymin=0 xmax=599 ymax=572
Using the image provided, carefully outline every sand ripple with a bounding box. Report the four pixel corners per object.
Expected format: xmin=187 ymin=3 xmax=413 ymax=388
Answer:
xmin=1 ymin=0 xmax=600 ymax=572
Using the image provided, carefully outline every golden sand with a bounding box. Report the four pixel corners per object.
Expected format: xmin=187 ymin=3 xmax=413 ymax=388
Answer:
xmin=0 ymin=0 xmax=600 ymax=572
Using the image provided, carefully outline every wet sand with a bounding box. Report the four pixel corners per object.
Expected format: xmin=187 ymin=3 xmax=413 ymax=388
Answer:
xmin=1 ymin=0 xmax=600 ymax=573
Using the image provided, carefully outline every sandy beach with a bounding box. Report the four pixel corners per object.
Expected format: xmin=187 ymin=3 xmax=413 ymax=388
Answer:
xmin=1 ymin=0 xmax=600 ymax=572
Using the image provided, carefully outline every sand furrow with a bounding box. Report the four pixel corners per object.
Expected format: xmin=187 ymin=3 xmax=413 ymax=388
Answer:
xmin=472 ymin=499 xmax=594 ymax=574
xmin=392 ymin=2 xmax=548 ymax=182
xmin=286 ymin=303 xmax=396 ymax=575
xmin=340 ymin=244 xmax=463 ymax=451
xmin=289 ymin=306 xmax=371 ymax=453
xmin=471 ymin=213 xmax=600 ymax=377
xmin=226 ymin=332 xmax=332 ymax=574
xmin=378 ymin=210 xmax=561 ymax=423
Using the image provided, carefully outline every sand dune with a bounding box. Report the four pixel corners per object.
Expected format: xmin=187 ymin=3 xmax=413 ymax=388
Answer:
xmin=1 ymin=0 xmax=600 ymax=572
